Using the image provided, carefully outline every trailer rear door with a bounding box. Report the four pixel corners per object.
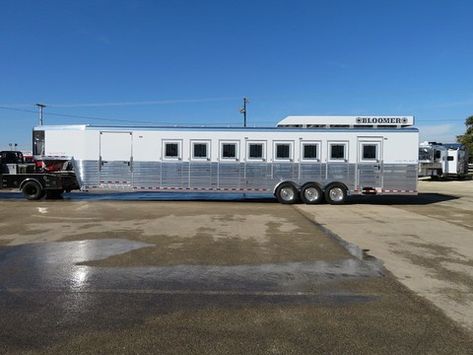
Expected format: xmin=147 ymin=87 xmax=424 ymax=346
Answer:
xmin=99 ymin=132 xmax=133 ymax=186
xmin=446 ymin=150 xmax=458 ymax=175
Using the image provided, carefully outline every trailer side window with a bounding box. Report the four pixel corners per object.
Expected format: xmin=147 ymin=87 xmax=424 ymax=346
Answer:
xmin=248 ymin=143 xmax=263 ymax=159
xmin=165 ymin=143 xmax=179 ymax=158
xmin=193 ymin=143 xmax=208 ymax=159
xmin=275 ymin=144 xmax=291 ymax=160
xmin=222 ymin=143 xmax=236 ymax=159
xmin=302 ymin=143 xmax=319 ymax=160
xmin=362 ymin=144 xmax=377 ymax=160
xmin=330 ymin=144 xmax=346 ymax=160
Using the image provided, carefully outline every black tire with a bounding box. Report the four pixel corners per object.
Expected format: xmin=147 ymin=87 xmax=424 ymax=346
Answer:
xmin=21 ymin=181 xmax=44 ymax=201
xmin=275 ymin=182 xmax=299 ymax=204
xmin=300 ymin=183 xmax=324 ymax=204
xmin=45 ymin=189 xmax=64 ymax=200
xmin=324 ymin=183 xmax=348 ymax=205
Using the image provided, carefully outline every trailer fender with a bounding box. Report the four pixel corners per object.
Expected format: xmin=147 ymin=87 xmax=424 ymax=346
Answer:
xmin=272 ymin=180 xmax=300 ymax=196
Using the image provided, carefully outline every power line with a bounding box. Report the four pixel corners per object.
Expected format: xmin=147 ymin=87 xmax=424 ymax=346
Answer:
xmin=0 ymin=106 xmax=38 ymax=114
xmin=0 ymin=105 xmax=468 ymax=126
xmin=46 ymin=111 xmax=156 ymax=124
xmin=0 ymin=106 xmax=266 ymax=126
xmin=0 ymin=105 xmax=154 ymax=124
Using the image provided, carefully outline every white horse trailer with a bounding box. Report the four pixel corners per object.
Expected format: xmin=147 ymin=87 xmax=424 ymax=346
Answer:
xmin=418 ymin=142 xmax=469 ymax=179
xmin=446 ymin=144 xmax=469 ymax=177
xmin=32 ymin=116 xmax=419 ymax=204
xmin=418 ymin=142 xmax=447 ymax=178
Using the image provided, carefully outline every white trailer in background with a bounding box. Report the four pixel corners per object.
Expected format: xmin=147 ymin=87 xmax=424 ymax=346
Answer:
xmin=33 ymin=115 xmax=419 ymax=204
xmin=418 ymin=142 xmax=447 ymax=178
xmin=445 ymin=144 xmax=469 ymax=177
xmin=418 ymin=142 xmax=469 ymax=179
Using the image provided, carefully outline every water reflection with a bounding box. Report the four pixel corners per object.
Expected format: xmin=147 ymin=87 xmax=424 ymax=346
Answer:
xmin=0 ymin=239 xmax=152 ymax=290
xmin=71 ymin=267 xmax=89 ymax=289
xmin=69 ymin=241 xmax=92 ymax=290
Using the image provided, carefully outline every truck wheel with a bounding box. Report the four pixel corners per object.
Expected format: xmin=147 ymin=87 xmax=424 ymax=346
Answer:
xmin=275 ymin=182 xmax=299 ymax=204
xmin=21 ymin=181 xmax=44 ymax=201
xmin=300 ymin=183 xmax=324 ymax=204
xmin=324 ymin=183 xmax=348 ymax=205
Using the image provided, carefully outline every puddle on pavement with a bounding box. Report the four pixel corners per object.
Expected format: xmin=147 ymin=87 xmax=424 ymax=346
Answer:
xmin=0 ymin=238 xmax=383 ymax=305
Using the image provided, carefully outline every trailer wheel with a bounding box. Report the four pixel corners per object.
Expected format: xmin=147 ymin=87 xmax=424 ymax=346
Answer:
xmin=300 ymin=183 xmax=324 ymax=204
xmin=324 ymin=183 xmax=347 ymax=205
xmin=21 ymin=181 xmax=44 ymax=201
xmin=275 ymin=182 xmax=299 ymax=204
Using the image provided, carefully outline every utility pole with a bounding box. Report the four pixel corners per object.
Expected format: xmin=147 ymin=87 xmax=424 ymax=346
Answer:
xmin=36 ymin=103 xmax=46 ymax=126
xmin=240 ymin=97 xmax=249 ymax=127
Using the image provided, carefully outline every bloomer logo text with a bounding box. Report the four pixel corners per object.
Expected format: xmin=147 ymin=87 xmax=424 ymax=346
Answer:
xmin=356 ymin=117 xmax=409 ymax=124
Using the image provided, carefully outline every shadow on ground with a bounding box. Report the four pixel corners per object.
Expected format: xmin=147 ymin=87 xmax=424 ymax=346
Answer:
xmin=0 ymin=191 xmax=277 ymax=203
xmin=346 ymin=193 xmax=459 ymax=205
xmin=0 ymin=191 xmax=459 ymax=206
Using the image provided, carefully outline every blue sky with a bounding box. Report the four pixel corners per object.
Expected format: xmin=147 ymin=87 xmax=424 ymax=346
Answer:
xmin=1 ymin=0 xmax=472 ymax=150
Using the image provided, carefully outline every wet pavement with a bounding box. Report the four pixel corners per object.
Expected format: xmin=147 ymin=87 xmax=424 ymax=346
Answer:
xmin=297 ymin=179 xmax=473 ymax=333
xmin=1 ymin=190 xmax=473 ymax=353
xmin=0 ymin=238 xmax=383 ymax=297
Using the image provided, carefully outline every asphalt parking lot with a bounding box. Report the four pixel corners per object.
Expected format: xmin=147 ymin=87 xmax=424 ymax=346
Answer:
xmin=1 ymin=181 xmax=473 ymax=354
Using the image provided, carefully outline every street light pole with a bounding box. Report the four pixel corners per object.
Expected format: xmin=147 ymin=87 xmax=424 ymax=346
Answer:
xmin=36 ymin=103 xmax=46 ymax=126
xmin=240 ymin=97 xmax=248 ymax=127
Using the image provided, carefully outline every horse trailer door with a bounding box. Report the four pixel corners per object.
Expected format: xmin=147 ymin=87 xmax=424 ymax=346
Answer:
xmin=446 ymin=150 xmax=458 ymax=174
xmin=99 ymin=131 xmax=133 ymax=186
xmin=357 ymin=137 xmax=383 ymax=191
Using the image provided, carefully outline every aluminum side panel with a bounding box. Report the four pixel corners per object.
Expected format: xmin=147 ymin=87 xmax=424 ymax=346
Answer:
xmin=74 ymin=160 xmax=417 ymax=194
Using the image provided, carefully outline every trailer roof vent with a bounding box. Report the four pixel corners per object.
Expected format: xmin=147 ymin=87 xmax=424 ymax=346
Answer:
xmin=276 ymin=116 xmax=414 ymax=128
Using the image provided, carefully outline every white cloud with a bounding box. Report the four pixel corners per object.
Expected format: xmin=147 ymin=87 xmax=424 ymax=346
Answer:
xmin=429 ymin=96 xmax=473 ymax=109
xmin=418 ymin=123 xmax=462 ymax=143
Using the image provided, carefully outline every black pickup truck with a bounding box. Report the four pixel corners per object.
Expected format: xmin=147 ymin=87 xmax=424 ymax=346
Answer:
xmin=0 ymin=151 xmax=79 ymax=200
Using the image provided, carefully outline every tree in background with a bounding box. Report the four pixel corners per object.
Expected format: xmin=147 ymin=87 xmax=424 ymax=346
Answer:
xmin=457 ymin=115 xmax=473 ymax=163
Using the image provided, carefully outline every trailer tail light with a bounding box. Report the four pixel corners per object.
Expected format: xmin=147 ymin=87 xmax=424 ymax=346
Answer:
xmin=362 ymin=187 xmax=377 ymax=195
